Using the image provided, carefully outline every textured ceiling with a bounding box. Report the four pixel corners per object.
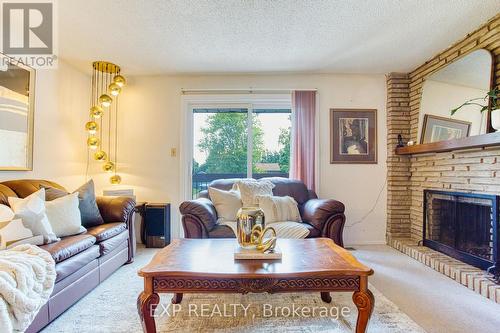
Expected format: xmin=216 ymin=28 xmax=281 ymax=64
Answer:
xmin=59 ymin=0 xmax=500 ymax=75
xmin=429 ymin=49 xmax=492 ymax=90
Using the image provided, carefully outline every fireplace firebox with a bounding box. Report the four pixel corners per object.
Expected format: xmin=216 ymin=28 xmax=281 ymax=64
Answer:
xmin=423 ymin=190 xmax=499 ymax=274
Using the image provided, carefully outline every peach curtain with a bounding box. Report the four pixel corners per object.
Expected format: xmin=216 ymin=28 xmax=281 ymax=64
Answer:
xmin=290 ymin=91 xmax=316 ymax=192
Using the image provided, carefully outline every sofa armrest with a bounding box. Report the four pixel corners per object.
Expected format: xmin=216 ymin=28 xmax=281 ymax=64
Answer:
xmin=179 ymin=198 xmax=218 ymax=238
xmin=96 ymin=196 xmax=136 ymax=223
xmin=96 ymin=196 xmax=136 ymax=262
xmin=302 ymin=198 xmax=346 ymax=246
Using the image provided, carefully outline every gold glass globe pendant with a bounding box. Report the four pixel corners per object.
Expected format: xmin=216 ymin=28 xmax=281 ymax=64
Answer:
xmin=90 ymin=105 xmax=103 ymax=119
xmin=86 ymin=61 xmax=126 ymax=184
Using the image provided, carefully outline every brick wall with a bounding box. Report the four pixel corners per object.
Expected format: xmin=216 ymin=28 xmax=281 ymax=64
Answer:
xmin=386 ymin=14 xmax=500 ymax=242
xmin=386 ymin=73 xmax=412 ymax=239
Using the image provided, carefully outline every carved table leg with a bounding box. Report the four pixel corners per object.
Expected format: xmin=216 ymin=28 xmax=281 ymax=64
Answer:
xmin=320 ymin=292 xmax=332 ymax=303
xmin=352 ymin=289 xmax=374 ymax=333
xmin=137 ymin=291 xmax=160 ymax=333
xmin=172 ymin=293 xmax=183 ymax=304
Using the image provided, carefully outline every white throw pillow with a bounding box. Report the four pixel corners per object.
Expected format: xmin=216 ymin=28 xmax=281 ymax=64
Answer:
xmin=45 ymin=192 xmax=86 ymax=237
xmin=0 ymin=218 xmax=44 ymax=249
xmin=256 ymin=195 xmax=302 ymax=223
xmin=0 ymin=204 xmax=43 ymax=249
xmin=208 ymin=187 xmax=242 ymax=222
xmin=8 ymin=189 xmax=59 ymax=244
xmin=0 ymin=204 xmax=15 ymax=222
xmin=234 ymin=179 xmax=275 ymax=207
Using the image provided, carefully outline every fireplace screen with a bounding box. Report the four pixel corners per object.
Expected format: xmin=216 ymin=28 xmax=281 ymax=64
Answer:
xmin=424 ymin=190 xmax=499 ymax=271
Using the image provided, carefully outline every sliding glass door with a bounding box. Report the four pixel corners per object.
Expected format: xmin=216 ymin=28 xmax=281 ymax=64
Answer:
xmin=191 ymin=105 xmax=291 ymax=198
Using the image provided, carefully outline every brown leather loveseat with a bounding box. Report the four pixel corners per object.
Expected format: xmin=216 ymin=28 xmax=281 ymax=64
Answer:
xmin=0 ymin=179 xmax=136 ymax=332
xmin=180 ymin=177 xmax=345 ymax=246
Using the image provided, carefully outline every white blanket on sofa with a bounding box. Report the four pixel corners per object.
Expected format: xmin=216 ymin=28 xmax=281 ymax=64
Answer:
xmin=0 ymin=244 xmax=56 ymax=332
xmin=221 ymin=220 xmax=310 ymax=239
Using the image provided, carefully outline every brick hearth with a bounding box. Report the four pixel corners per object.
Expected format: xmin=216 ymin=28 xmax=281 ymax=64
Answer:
xmin=390 ymin=238 xmax=500 ymax=304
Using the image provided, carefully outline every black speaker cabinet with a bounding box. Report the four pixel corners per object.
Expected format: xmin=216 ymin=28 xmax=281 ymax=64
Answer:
xmin=144 ymin=203 xmax=171 ymax=248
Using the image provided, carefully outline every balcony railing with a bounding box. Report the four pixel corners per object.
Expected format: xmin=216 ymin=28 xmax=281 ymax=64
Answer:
xmin=192 ymin=172 xmax=289 ymax=198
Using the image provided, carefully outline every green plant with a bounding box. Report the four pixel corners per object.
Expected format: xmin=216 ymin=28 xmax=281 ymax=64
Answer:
xmin=450 ymin=87 xmax=499 ymax=116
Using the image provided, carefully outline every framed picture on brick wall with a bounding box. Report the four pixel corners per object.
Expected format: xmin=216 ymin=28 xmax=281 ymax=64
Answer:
xmin=330 ymin=109 xmax=377 ymax=164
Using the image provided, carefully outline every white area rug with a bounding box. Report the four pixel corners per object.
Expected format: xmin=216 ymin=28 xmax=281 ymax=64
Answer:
xmin=43 ymin=247 xmax=426 ymax=333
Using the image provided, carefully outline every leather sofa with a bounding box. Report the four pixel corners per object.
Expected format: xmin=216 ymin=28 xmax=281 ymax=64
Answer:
xmin=0 ymin=179 xmax=136 ymax=332
xmin=180 ymin=177 xmax=345 ymax=246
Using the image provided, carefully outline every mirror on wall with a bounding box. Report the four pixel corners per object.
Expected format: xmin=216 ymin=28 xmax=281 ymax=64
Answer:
xmin=418 ymin=49 xmax=492 ymax=144
xmin=0 ymin=54 xmax=35 ymax=170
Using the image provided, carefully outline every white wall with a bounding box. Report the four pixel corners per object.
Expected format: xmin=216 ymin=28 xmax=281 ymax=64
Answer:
xmin=0 ymin=69 xmax=387 ymax=245
xmin=0 ymin=61 xmax=90 ymax=190
xmin=92 ymin=73 xmax=387 ymax=245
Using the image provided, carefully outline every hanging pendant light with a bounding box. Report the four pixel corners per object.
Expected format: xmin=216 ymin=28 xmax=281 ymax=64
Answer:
xmin=113 ymin=74 xmax=126 ymax=87
xmin=85 ymin=61 xmax=126 ymax=184
xmin=94 ymin=150 xmax=107 ymax=161
xmin=109 ymin=82 xmax=121 ymax=96
xmin=110 ymin=174 xmax=122 ymax=184
xmin=103 ymin=161 xmax=115 ymax=172
xmin=85 ymin=121 xmax=98 ymax=134
xmin=98 ymin=94 xmax=112 ymax=107
xmin=90 ymin=105 xmax=103 ymax=119
xmin=87 ymin=137 xmax=99 ymax=150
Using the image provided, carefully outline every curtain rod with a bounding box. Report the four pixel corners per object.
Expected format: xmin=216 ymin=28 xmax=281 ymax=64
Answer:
xmin=181 ymin=88 xmax=317 ymax=95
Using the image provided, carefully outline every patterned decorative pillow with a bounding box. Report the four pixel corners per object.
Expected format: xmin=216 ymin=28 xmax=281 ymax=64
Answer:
xmin=255 ymin=195 xmax=302 ymax=223
xmin=233 ymin=179 xmax=275 ymax=207
xmin=8 ymin=189 xmax=59 ymax=244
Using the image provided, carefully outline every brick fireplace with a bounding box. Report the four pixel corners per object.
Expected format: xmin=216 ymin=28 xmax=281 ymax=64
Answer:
xmin=385 ymin=14 xmax=500 ymax=302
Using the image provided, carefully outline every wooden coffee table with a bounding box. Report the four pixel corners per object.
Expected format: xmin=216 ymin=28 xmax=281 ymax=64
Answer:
xmin=137 ymin=238 xmax=374 ymax=333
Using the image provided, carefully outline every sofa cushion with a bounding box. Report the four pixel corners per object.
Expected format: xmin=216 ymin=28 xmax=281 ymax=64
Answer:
xmin=208 ymin=222 xmax=318 ymax=238
xmin=40 ymin=234 xmax=96 ymax=263
xmin=255 ymin=195 xmax=301 ymax=223
xmin=233 ymin=179 xmax=275 ymax=207
xmin=208 ymin=224 xmax=235 ymax=238
xmin=54 ymin=245 xmax=100 ymax=282
xmin=208 ymin=187 xmax=242 ymax=222
xmin=45 ymin=192 xmax=86 ymax=237
xmin=261 ymin=177 xmax=311 ymax=205
xmin=1 ymin=179 xmax=65 ymax=199
xmin=8 ymin=189 xmax=59 ymax=244
xmin=44 ymin=180 xmax=105 ymax=228
xmin=207 ymin=177 xmax=311 ymax=205
xmin=86 ymin=222 xmax=126 ymax=242
xmin=98 ymin=230 xmax=129 ymax=256
xmin=304 ymin=223 xmax=321 ymax=238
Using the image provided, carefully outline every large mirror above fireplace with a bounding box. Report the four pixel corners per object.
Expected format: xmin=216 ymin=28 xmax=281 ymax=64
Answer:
xmin=418 ymin=49 xmax=493 ymax=144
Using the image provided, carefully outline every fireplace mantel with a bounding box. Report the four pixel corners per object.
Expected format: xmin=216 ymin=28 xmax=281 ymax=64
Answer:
xmin=395 ymin=132 xmax=500 ymax=155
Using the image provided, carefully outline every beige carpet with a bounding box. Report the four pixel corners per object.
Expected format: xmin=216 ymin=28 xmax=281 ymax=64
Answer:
xmin=43 ymin=247 xmax=425 ymax=333
xmin=354 ymin=245 xmax=500 ymax=333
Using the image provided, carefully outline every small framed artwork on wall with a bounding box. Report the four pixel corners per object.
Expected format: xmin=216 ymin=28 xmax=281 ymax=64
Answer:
xmin=330 ymin=109 xmax=377 ymax=164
